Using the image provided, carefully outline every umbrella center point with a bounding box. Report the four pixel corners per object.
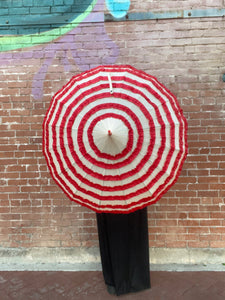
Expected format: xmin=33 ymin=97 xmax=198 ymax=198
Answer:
xmin=92 ymin=117 xmax=129 ymax=156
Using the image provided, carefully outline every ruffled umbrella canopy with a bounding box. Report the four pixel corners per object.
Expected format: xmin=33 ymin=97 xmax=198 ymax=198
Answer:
xmin=43 ymin=65 xmax=188 ymax=213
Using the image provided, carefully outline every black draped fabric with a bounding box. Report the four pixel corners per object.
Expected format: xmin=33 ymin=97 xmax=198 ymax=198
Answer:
xmin=96 ymin=207 xmax=150 ymax=296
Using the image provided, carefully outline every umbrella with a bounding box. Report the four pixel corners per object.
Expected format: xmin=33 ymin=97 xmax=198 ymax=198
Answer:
xmin=43 ymin=65 xmax=188 ymax=213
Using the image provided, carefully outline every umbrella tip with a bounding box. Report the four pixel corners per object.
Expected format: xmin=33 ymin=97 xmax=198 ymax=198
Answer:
xmin=108 ymin=130 xmax=112 ymax=136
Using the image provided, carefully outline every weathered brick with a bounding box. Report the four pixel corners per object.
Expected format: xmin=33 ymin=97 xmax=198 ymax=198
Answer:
xmin=0 ymin=1 xmax=224 ymax=251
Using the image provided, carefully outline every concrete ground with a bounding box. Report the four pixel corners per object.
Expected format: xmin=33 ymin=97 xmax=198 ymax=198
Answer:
xmin=0 ymin=271 xmax=225 ymax=299
xmin=1 ymin=247 xmax=225 ymax=299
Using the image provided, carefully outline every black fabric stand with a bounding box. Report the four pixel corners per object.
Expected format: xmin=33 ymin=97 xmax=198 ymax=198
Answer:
xmin=96 ymin=207 xmax=151 ymax=296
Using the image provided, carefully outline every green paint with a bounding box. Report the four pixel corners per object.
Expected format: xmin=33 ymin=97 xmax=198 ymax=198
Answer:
xmin=0 ymin=0 xmax=97 ymax=52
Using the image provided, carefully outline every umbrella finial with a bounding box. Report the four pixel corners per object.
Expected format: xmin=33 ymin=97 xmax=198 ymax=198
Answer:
xmin=108 ymin=130 xmax=112 ymax=136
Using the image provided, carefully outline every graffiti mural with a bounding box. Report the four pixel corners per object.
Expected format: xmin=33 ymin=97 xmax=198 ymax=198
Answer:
xmin=0 ymin=0 xmax=96 ymax=51
xmin=0 ymin=0 xmax=129 ymax=100
xmin=106 ymin=0 xmax=130 ymax=18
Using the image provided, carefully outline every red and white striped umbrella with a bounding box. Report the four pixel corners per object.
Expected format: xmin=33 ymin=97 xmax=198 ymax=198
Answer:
xmin=43 ymin=65 xmax=188 ymax=213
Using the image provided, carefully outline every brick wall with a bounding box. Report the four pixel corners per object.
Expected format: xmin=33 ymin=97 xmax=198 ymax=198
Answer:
xmin=0 ymin=1 xmax=225 ymax=250
xmin=129 ymin=0 xmax=225 ymax=11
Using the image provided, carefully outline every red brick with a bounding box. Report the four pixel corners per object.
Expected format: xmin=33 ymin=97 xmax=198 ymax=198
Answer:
xmin=156 ymin=220 xmax=178 ymax=227
xmin=189 ymin=212 xmax=210 ymax=219
xmin=9 ymin=193 xmax=30 ymax=200
xmin=197 ymin=191 xmax=219 ymax=197
xmin=199 ymin=205 xmax=221 ymax=212
xmin=198 ymin=177 xmax=219 ymax=184
xmin=200 ymin=234 xmax=221 ymax=241
xmin=0 ymin=186 xmax=20 ymax=193
xmin=177 ymin=205 xmax=199 ymax=212
xmin=200 ymin=220 xmax=221 ymax=226
xmin=210 ymin=241 xmax=225 ymax=248
xmin=200 ymin=198 xmax=213 ymax=205
xmin=208 ymin=155 xmax=225 ymax=161
xmin=187 ymin=230 xmax=209 ymax=241
xmin=176 ymin=191 xmax=197 ymax=197
xmin=210 ymin=169 xmax=225 ymax=176
xmin=210 ymin=227 xmax=225 ymax=234
xmin=166 ymin=241 xmax=187 ymax=248
xmin=6 ymin=165 xmax=26 ymax=172
xmin=188 ymin=241 xmax=209 ymax=248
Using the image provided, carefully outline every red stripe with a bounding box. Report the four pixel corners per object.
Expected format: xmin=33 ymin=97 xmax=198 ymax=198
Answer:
xmin=64 ymin=92 xmax=156 ymax=182
xmin=76 ymin=104 xmax=142 ymax=168
xmin=49 ymin=99 xmax=163 ymax=197
xmin=116 ymin=77 xmax=184 ymax=182
xmin=46 ymin=82 xmax=166 ymax=193
xmin=87 ymin=112 xmax=133 ymax=161
xmin=43 ymin=65 xmax=188 ymax=213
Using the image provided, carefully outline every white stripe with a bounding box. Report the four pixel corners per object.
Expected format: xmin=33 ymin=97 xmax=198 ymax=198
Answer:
xmin=44 ymin=67 xmax=186 ymax=210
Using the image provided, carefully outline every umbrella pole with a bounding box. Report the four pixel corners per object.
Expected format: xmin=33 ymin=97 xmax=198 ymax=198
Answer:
xmin=96 ymin=207 xmax=151 ymax=296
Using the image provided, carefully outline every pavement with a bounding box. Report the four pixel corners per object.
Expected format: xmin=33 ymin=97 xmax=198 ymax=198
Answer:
xmin=0 ymin=271 xmax=225 ymax=299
